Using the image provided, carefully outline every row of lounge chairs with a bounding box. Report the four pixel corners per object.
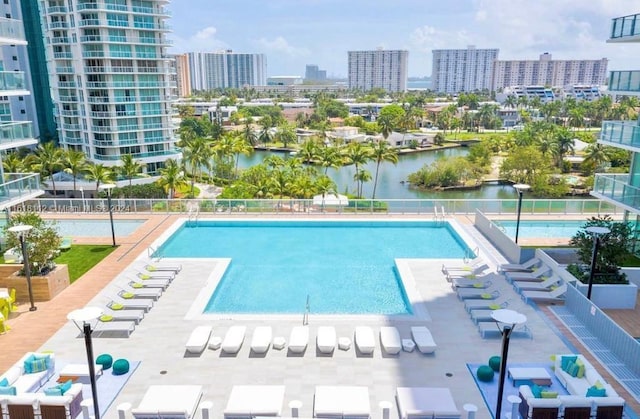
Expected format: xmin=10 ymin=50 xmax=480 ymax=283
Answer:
xmin=185 ymin=325 xmax=438 ymax=356
xmin=92 ymin=261 xmax=182 ymax=338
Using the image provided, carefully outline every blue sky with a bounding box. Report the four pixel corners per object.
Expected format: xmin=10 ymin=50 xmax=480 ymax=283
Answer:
xmin=168 ymin=0 xmax=640 ymax=78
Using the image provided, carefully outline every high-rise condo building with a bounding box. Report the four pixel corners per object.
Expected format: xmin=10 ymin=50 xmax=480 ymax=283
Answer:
xmin=348 ymin=49 xmax=408 ymax=92
xmin=305 ymin=64 xmax=327 ymax=81
xmin=39 ymin=0 xmax=179 ymax=175
xmin=492 ymin=53 xmax=608 ymax=91
xmin=0 ymin=5 xmax=44 ymax=207
xmin=431 ymin=45 xmax=499 ymax=94
xmin=187 ymin=51 xmax=266 ymax=91
xmin=173 ymin=53 xmax=191 ymax=98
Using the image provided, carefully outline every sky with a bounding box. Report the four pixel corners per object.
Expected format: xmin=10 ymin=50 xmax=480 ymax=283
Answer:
xmin=167 ymin=0 xmax=640 ymax=79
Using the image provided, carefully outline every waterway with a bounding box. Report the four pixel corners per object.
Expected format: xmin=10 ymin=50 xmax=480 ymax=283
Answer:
xmin=237 ymin=148 xmax=523 ymax=200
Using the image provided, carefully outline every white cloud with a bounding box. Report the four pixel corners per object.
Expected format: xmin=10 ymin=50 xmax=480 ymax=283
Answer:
xmin=169 ymin=26 xmax=229 ymax=53
xmin=254 ymin=36 xmax=310 ymax=57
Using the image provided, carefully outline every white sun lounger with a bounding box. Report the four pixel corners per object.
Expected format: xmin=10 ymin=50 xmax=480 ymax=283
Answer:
xmin=464 ymin=299 xmax=508 ymax=313
xmin=102 ymin=308 xmax=145 ymax=324
xmin=469 ymin=309 xmax=496 ymax=324
xmin=450 ymin=277 xmax=493 ymax=289
xmin=477 ymin=321 xmax=533 ymax=339
xmin=186 ymin=325 xmax=212 ymax=354
xmin=143 ymin=262 xmax=182 ymax=273
xmin=441 ymin=257 xmax=483 ymax=274
xmin=93 ymin=320 xmax=135 ymax=338
xmin=514 ymin=275 xmax=561 ymax=292
xmin=445 ymin=264 xmax=490 ymax=280
xmin=396 ymin=387 xmax=461 ymax=419
xmin=224 ymin=385 xmax=285 ymax=419
xmin=316 ymin=326 xmax=336 ymax=354
xmin=314 ymin=386 xmax=371 ymax=419
xmin=499 ymin=257 xmax=541 ymax=273
xmin=222 ymin=326 xmax=247 ymax=354
xmin=380 ymin=326 xmax=401 ymax=355
xmin=505 ymin=268 xmax=551 ymax=282
xmin=135 ymin=270 xmax=175 ymax=281
xmin=456 ymin=288 xmax=500 ymax=300
xmin=521 ymin=284 xmax=568 ymax=303
xmin=118 ymin=288 xmax=162 ymax=301
xmin=288 ymin=326 xmax=309 ymax=354
xmin=411 ymin=326 xmax=437 ymax=354
xmin=354 ymin=326 xmax=375 ymax=355
xmin=132 ymin=385 xmax=203 ymax=419
xmin=250 ymin=326 xmax=273 ymax=354
xmin=128 ymin=278 xmax=170 ymax=290
xmin=108 ymin=298 xmax=154 ymax=312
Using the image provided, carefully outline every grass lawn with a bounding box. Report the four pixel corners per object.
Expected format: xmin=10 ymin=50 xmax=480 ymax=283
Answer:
xmin=54 ymin=245 xmax=117 ymax=283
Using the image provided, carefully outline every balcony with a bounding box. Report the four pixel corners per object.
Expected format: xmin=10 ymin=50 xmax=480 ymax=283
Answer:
xmin=0 ymin=173 xmax=43 ymax=210
xmin=0 ymin=122 xmax=37 ymax=150
xmin=599 ymin=121 xmax=640 ymax=151
xmin=609 ymin=71 xmax=640 ymax=95
xmin=592 ymin=173 xmax=640 ymax=214
xmin=0 ymin=17 xmax=27 ymax=45
xmin=0 ymin=71 xmax=26 ymax=93
xmin=609 ymin=13 xmax=640 ymax=43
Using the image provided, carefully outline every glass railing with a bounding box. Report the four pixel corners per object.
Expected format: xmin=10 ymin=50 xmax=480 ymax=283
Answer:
xmin=599 ymin=121 xmax=640 ymax=150
xmin=0 ymin=17 xmax=26 ymax=43
xmin=610 ymin=13 xmax=640 ymax=40
xmin=0 ymin=71 xmax=26 ymax=91
xmin=592 ymin=173 xmax=640 ymax=211
xmin=0 ymin=173 xmax=42 ymax=207
xmin=0 ymin=122 xmax=36 ymax=148
xmin=608 ymin=71 xmax=640 ymax=92
xmin=10 ymin=197 xmax=619 ymax=216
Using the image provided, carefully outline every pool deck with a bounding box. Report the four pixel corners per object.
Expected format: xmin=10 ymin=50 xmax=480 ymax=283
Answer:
xmin=1 ymin=213 xmax=638 ymax=419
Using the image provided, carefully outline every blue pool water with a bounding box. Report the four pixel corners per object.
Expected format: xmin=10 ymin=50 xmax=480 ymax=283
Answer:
xmin=158 ymin=220 xmax=472 ymax=315
xmin=0 ymin=219 xmax=145 ymax=237
xmin=495 ymin=220 xmax=587 ymax=239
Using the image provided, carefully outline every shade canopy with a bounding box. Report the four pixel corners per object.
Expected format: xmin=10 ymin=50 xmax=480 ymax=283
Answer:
xmin=313 ymin=194 xmax=348 ymax=206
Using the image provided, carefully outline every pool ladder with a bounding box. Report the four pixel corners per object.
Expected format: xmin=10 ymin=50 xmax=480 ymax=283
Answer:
xmin=303 ymin=295 xmax=310 ymax=325
xmin=188 ymin=204 xmax=199 ymax=225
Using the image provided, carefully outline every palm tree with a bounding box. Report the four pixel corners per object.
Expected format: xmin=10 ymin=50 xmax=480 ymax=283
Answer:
xmin=377 ymin=114 xmax=394 ymax=139
xmin=298 ymin=139 xmax=319 ymax=164
xmin=157 ymin=159 xmax=186 ymax=199
xmin=182 ymin=136 xmax=210 ymax=194
xmin=63 ymin=149 xmax=86 ymax=193
xmin=353 ymin=169 xmax=372 ymax=198
xmin=276 ymin=122 xmax=297 ymax=148
xmin=27 ymin=142 xmax=64 ymax=194
xmin=84 ymin=163 xmax=113 ymax=190
xmin=314 ymin=175 xmax=337 ymax=211
xmin=242 ymin=121 xmax=258 ymax=146
xmin=230 ymin=133 xmax=254 ymax=179
xmin=120 ymin=154 xmax=145 ymax=188
xmin=584 ymin=144 xmax=610 ymax=172
xmin=370 ymin=140 xmax=398 ymax=199
xmin=504 ymin=95 xmax=517 ymax=109
xmin=343 ymin=142 xmax=373 ymax=197
xmin=3 ymin=153 xmax=24 ymax=173
xmin=317 ymin=145 xmax=342 ymax=174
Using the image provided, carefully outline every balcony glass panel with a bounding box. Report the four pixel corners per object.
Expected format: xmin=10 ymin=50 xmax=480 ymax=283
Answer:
xmin=0 ymin=173 xmax=42 ymax=206
xmin=0 ymin=71 xmax=25 ymax=91
xmin=593 ymin=173 xmax=640 ymax=211
xmin=609 ymin=71 xmax=640 ymax=92
xmin=611 ymin=13 xmax=640 ymax=39
xmin=0 ymin=122 xmax=34 ymax=147
xmin=0 ymin=17 xmax=26 ymax=42
xmin=600 ymin=121 xmax=640 ymax=150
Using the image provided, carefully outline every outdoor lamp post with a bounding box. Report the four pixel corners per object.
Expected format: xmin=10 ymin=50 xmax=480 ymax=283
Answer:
xmin=513 ymin=184 xmax=530 ymax=244
xmin=8 ymin=224 xmax=35 ymax=311
xmin=100 ymin=184 xmax=116 ymax=247
xmin=68 ymin=307 xmax=102 ymax=419
xmin=585 ymin=226 xmax=610 ymax=300
xmin=492 ymin=309 xmax=527 ymax=419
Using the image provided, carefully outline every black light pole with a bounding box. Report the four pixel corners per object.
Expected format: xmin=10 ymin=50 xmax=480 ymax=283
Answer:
xmin=8 ymin=225 xmax=35 ymax=311
xmin=68 ymin=307 xmax=102 ymax=419
xmin=492 ymin=309 xmax=527 ymax=419
xmin=513 ymin=184 xmax=530 ymax=244
xmin=101 ymin=184 xmax=116 ymax=247
xmin=586 ymin=226 xmax=610 ymax=300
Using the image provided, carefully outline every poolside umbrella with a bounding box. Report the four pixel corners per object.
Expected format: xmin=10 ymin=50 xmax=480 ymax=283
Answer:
xmin=313 ymin=194 xmax=348 ymax=206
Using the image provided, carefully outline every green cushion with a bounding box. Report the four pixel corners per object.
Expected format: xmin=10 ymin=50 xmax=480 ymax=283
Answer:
xmin=594 ymin=380 xmax=604 ymax=390
xmin=488 ymin=304 xmax=501 ymax=310
xmin=473 ymin=283 xmax=483 ymax=288
xmin=540 ymin=391 xmax=558 ymax=399
xmin=481 ymin=293 xmax=492 ymax=299
xmin=112 ymin=359 xmax=130 ymax=376
xmin=488 ymin=356 xmax=501 ymax=372
xmin=132 ymin=283 xmax=144 ymax=289
xmin=586 ymin=386 xmax=607 ymax=397
xmin=96 ymin=354 xmax=113 ymax=370
xmin=576 ymin=362 xmax=585 ymax=379
xmin=110 ymin=303 xmax=124 ymax=310
xmin=100 ymin=315 xmax=113 ymax=322
xmin=0 ymin=386 xmax=16 ymax=395
xmin=121 ymin=292 xmax=135 ymax=299
xmin=476 ymin=365 xmax=494 ymax=382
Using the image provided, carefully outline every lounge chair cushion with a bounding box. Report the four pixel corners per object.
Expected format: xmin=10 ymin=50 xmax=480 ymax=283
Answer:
xmin=250 ymin=326 xmax=272 ymax=354
xmin=411 ymin=326 xmax=437 ymax=354
xmin=316 ymin=326 xmax=336 ymax=354
xmin=0 ymin=385 xmax=16 ymax=395
xmin=354 ymin=326 xmax=375 ymax=355
xmin=380 ymin=326 xmax=401 ymax=355
xmin=186 ymin=326 xmax=212 ymax=354
xmin=288 ymin=326 xmax=309 ymax=353
xmin=222 ymin=326 xmax=247 ymax=354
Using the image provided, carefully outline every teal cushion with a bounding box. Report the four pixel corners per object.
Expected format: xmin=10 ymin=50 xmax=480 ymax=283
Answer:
xmin=23 ymin=354 xmax=36 ymax=373
xmin=568 ymin=362 xmax=580 ymax=377
xmin=476 ymin=365 xmax=494 ymax=382
xmin=33 ymin=354 xmax=52 ymax=369
xmin=561 ymin=355 xmax=578 ymax=372
xmin=112 ymin=359 xmax=130 ymax=376
xmin=488 ymin=356 xmax=501 ymax=372
xmin=0 ymin=378 xmax=8 ymax=387
xmin=44 ymin=387 xmax=63 ymax=396
xmin=586 ymin=386 xmax=607 ymax=397
xmin=0 ymin=385 xmax=16 ymax=395
xmin=531 ymin=384 xmax=543 ymax=398
xmin=59 ymin=379 xmax=72 ymax=395
xmin=26 ymin=358 xmax=48 ymax=374
xmin=96 ymin=354 xmax=113 ymax=370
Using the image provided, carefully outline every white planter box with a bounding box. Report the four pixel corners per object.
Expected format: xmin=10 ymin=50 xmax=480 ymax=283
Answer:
xmin=573 ymin=280 xmax=637 ymax=309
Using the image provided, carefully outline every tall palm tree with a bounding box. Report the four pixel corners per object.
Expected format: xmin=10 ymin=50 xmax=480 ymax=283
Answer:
xmin=370 ymin=140 xmax=398 ymax=199
xmin=242 ymin=121 xmax=258 ymax=146
xmin=276 ymin=122 xmax=297 ymax=148
xmin=584 ymin=144 xmax=610 ymax=172
xmin=354 ymin=169 xmax=372 ymax=198
xmin=317 ymin=145 xmax=342 ymax=174
xmin=3 ymin=153 xmax=24 ymax=173
xmin=230 ymin=133 xmax=254 ymax=179
xmin=377 ymin=114 xmax=394 ymax=139
xmin=120 ymin=154 xmax=145 ymax=188
xmin=157 ymin=159 xmax=186 ymax=199
xmin=84 ymin=163 xmax=113 ymax=190
xmin=27 ymin=142 xmax=64 ymax=194
xmin=343 ymin=142 xmax=373 ymax=197
xmin=182 ymin=136 xmax=211 ymax=194
xmin=63 ymin=149 xmax=86 ymax=193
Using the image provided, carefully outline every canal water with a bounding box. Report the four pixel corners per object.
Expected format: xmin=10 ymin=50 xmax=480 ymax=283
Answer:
xmin=237 ymin=148 xmax=521 ymax=200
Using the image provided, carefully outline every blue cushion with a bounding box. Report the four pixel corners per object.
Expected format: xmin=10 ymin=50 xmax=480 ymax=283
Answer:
xmin=44 ymin=387 xmax=63 ymax=396
xmin=23 ymin=354 xmax=36 ymax=373
xmin=586 ymin=386 xmax=607 ymax=397
xmin=33 ymin=354 xmax=52 ymax=369
xmin=0 ymin=377 xmax=8 ymax=387
xmin=26 ymin=358 xmax=48 ymax=374
xmin=60 ymin=379 xmax=72 ymax=395
xmin=531 ymin=384 xmax=543 ymax=398
xmin=561 ymin=355 xmax=578 ymax=372
xmin=568 ymin=362 xmax=580 ymax=377
xmin=0 ymin=385 xmax=16 ymax=395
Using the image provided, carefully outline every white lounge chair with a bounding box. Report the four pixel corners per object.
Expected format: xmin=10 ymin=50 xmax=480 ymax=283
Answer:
xmin=444 ymin=264 xmax=490 ymax=280
xmin=93 ymin=320 xmax=136 ymax=338
xmin=134 ymin=270 xmax=175 ymax=281
xmin=469 ymin=309 xmax=496 ymax=324
xmin=441 ymin=256 xmax=483 ymax=275
xmin=108 ymin=298 xmax=154 ymax=312
xmin=132 ymin=385 xmax=203 ymax=419
xmin=316 ymin=326 xmax=336 ymax=354
xmin=477 ymin=321 xmax=532 ymax=339
xmin=143 ymin=262 xmax=182 ymax=273
xmin=456 ymin=288 xmax=500 ymax=301
xmin=464 ymin=299 xmax=508 ymax=313
xmin=450 ymin=277 xmax=493 ymax=289
xmin=513 ymin=274 xmax=561 ymax=292
xmin=379 ymin=326 xmax=401 ymax=355
xmin=288 ymin=326 xmax=309 ymax=354
xmin=127 ymin=278 xmax=170 ymax=290
xmin=118 ymin=288 xmax=162 ymax=301
xmin=314 ymin=386 xmax=370 ymax=419
xmin=396 ymin=387 xmax=461 ymax=419
xmin=221 ymin=326 xmax=247 ymax=354
xmin=250 ymin=326 xmax=272 ymax=354
xmin=505 ymin=268 xmax=551 ymax=283
xmin=521 ymin=284 xmax=568 ymax=303
xmin=102 ymin=308 xmax=145 ymax=324
xmin=498 ymin=257 xmax=541 ymax=273
xmin=354 ymin=326 xmax=375 ymax=355
xmin=224 ymin=385 xmax=285 ymax=419
xmin=185 ymin=325 xmax=212 ymax=354
xmin=410 ymin=326 xmax=437 ymax=354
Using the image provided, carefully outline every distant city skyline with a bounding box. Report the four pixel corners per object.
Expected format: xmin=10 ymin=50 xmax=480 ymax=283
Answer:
xmin=168 ymin=0 xmax=639 ymax=79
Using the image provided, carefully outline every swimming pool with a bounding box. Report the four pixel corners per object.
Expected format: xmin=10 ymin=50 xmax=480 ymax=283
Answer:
xmin=157 ymin=220 xmax=472 ymax=315
xmin=0 ymin=219 xmax=145 ymax=237
xmin=494 ymin=220 xmax=587 ymax=239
